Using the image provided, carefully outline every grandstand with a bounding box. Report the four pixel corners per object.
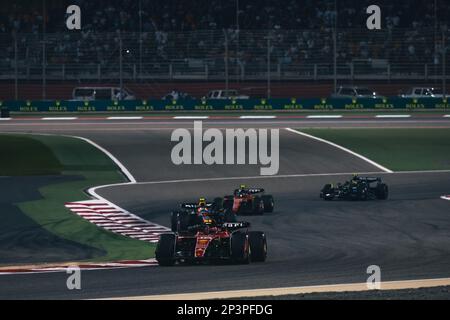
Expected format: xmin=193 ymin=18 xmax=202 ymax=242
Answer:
xmin=0 ymin=0 xmax=449 ymax=100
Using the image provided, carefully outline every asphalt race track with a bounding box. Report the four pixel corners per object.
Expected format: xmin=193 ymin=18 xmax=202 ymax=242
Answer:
xmin=0 ymin=117 xmax=450 ymax=299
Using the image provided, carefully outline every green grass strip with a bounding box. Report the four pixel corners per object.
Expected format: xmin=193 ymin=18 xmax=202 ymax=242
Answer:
xmin=2 ymin=134 xmax=155 ymax=264
xmin=300 ymin=128 xmax=450 ymax=172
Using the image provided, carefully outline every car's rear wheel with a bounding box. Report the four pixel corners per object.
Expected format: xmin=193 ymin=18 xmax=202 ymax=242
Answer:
xmin=262 ymin=195 xmax=274 ymax=213
xmin=213 ymin=197 xmax=224 ymax=210
xmin=231 ymin=232 xmax=250 ymax=264
xmin=376 ymin=183 xmax=389 ymax=200
xmin=249 ymin=231 xmax=267 ymax=262
xmin=223 ymin=196 xmax=234 ymax=210
xmin=156 ymin=234 xmax=176 ymax=266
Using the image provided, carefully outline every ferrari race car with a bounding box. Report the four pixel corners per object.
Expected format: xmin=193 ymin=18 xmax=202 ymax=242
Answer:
xmin=320 ymin=176 xmax=389 ymax=201
xmin=157 ymin=201 xmax=267 ymax=266
xmin=220 ymin=185 xmax=275 ymax=215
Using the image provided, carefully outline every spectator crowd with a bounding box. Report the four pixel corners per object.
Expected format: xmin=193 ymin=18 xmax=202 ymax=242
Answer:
xmin=0 ymin=0 xmax=449 ymax=76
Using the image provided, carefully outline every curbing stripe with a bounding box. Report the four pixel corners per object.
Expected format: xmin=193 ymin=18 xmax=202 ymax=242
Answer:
xmin=285 ymin=128 xmax=394 ymax=173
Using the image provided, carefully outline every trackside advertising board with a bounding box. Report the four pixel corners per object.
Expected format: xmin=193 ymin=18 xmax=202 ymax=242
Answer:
xmin=1 ymin=98 xmax=449 ymax=112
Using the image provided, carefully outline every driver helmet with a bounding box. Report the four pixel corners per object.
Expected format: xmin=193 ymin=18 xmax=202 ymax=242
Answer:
xmin=198 ymin=197 xmax=207 ymax=207
xmin=237 ymin=184 xmax=248 ymax=197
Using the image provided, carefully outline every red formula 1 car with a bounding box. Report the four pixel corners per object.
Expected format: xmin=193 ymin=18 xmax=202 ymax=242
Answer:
xmin=156 ymin=217 xmax=267 ymax=266
xmin=219 ymin=185 xmax=274 ymax=215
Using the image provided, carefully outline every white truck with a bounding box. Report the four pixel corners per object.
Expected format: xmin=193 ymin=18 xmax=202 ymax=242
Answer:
xmin=204 ymin=90 xmax=250 ymax=100
xmin=399 ymin=87 xmax=445 ymax=98
xmin=331 ymin=86 xmax=385 ymax=99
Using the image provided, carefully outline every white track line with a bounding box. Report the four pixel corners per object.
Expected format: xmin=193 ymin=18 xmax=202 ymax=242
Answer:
xmin=107 ymin=117 xmax=143 ymax=120
xmin=239 ymin=116 xmax=277 ymax=119
xmin=41 ymin=117 xmax=78 ymax=121
xmin=173 ymin=116 xmax=209 ymax=120
xmin=89 ymin=170 xmax=450 ymax=193
xmin=307 ymin=115 xmax=343 ymax=119
xmin=0 ymin=118 xmax=11 ymax=121
xmin=285 ymin=128 xmax=394 ymax=173
xmin=375 ymin=115 xmax=412 ymax=118
xmin=444 ymin=115 xmax=450 ymax=118
xmin=72 ymin=136 xmax=136 ymax=183
xmin=109 ymin=277 xmax=450 ymax=300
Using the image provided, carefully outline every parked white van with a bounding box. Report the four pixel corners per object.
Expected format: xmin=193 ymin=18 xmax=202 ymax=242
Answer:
xmin=204 ymin=90 xmax=250 ymax=100
xmin=72 ymin=87 xmax=136 ymax=101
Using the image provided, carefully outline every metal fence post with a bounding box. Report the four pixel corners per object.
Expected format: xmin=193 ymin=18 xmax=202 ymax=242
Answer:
xmin=42 ymin=38 xmax=46 ymax=100
xmin=333 ymin=0 xmax=338 ymax=93
xmin=267 ymin=34 xmax=271 ymax=99
xmin=14 ymin=33 xmax=18 ymax=100
xmin=388 ymin=64 xmax=391 ymax=82
xmin=119 ymin=33 xmax=123 ymax=97
xmin=42 ymin=0 xmax=47 ymax=100
xmin=224 ymin=30 xmax=229 ymax=97
xmin=443 ymin=29 xmax=447 ymax=98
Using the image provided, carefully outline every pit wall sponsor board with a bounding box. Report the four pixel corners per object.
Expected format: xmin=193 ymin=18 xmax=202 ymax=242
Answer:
xmin=1 ymin=98 xmax=449 ymax=112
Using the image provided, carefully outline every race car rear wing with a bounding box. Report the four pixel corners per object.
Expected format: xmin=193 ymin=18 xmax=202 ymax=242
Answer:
xmin=222 ymin=221 xmax=251 ymax=230
xmin=234 ymin=188 xmax=265 ymax=194
xmin=180 ymin=203 xmax=213 ymax=210
xmin=360 ymin=177 xmax=382 ymax=183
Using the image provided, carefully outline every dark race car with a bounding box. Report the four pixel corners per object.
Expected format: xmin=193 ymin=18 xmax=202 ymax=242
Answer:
xmin=157 ymin=202 xmax=267 ymax=266
xmin=320 ymin=176 xmax=389 ymax=201
xmin=219 ymin=185 xmax=274 ymax=215
xmin=170 ymin=197 xmax=236 ymax=232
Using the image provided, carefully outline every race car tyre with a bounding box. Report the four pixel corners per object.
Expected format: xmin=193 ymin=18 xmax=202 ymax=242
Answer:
xmin=321 ymin=184 xmax=335 ymax=200
xmin=223 ymin=196 xmax=234 ymax=210
xmin=360 ymin=188 xmax=368 ymax=201
xmin=213 ymin=197 xmax=224 ymax=210
xmin=252 ymin=197 xmax=265 ymax=215
xmin=262 ymin=195 xmax=274 ymax=213
xmin=231 ymin=231 xmax=250 ymax=264
xmin=376 ymin=183 xmax=389 ymax=200
xmin=156 ymin=233 xmax=176 ymax=266
xmin=248 ymin=231 xmax=267 ymax=262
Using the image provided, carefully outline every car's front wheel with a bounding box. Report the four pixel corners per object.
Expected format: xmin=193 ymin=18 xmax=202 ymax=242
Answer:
xmin=231 ymin=232 xmax=250 ymax=264
xmin=376 ymin=183 xmax=389 ymax=200
xmin=249 ymin=231 xmax=267 ymax=262
xmin=156 ymin=233 xmax=176 ymax=266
